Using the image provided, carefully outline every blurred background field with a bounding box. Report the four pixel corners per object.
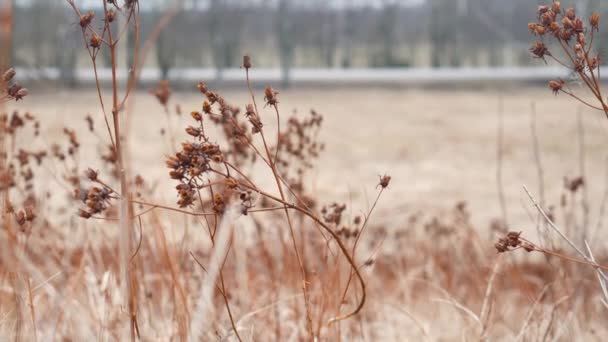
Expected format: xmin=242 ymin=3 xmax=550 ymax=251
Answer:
xmin=9 ymin=84 xmax=608 ymax=236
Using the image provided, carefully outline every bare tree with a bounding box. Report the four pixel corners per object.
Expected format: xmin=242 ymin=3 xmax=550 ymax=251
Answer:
xmin=277 ymin=0 xmax=294 ymax=86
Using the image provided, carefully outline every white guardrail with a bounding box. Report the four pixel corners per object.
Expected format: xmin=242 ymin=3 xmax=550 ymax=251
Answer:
xmin=14 ymin=66 xmax=574 ymax=86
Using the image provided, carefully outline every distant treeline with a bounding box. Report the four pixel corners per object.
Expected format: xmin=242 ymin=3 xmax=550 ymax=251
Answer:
xmin=8 ymin=0 xmax=608 ymax=84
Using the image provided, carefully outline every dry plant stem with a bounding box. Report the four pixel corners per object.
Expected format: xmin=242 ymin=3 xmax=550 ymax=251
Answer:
xmin=189 ymin=207 xmax=237 ymax=340
xmin=211 ymin=168 xmax=366 ymax=325
xmin=107 ymin=13 xmax=136 ymax=342
xmin=515 ymin=285 xmax=550 ymax=341
xmin=195 ymin=182 xmax=243 ymax=342
xmin=560 ymin=89 xmax=603 ymax=111
xmin=27 ymin=278 xmax=37 ymax=342
xmin=189 ymin=251 xmax=243 ymax=342
xmin=244 ymin=69 xmax=314 ymax=336
xmin=523 ymin=186 xmax=608 ymax=278
xmin=65 ymin=0 xmax=115 ymax=149
xmin=591 ymin=158 xmax=608 ymax=241
xmin=577 ymin=109 xmax=590 ymax=242
xmin=529 ymin=103 xmax=548 ymax=245
xmin=480 ymin=254 xmax=501 ymax=338
xmin=338 ymin=188 xmax=384 ymax=312
xmin=496 ymin=96 xmax=508 ymax=226
xmin=585 ymin=242 xmax=608 ymax=308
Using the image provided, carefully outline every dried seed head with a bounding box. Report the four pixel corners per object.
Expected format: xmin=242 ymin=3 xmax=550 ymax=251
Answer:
xmin=202 ymin=101 xmax=212 ymax=114
xmin=540 ymin=11 xmax=555 ymax=27
xmin=185 ymin=126 xmax=201 ymax=137
xmin=16 ymin=88 xmax=28 ymax=100
xmin=534 ymin=25 xmax=546 ymax=36
xmin=90 ymin=33 xmax=102 ymax=49
xmin=549 ymin=21 xmax=560 ymax=33
xmin=264 ymin=86 xmax=279 ymax=107
xmin=191 ymin=111 xmax=203 ymax=121
xmin=548 ymin=79 xmax=564 ymax=95
xmin=378 ymin=174 xmax=391 ymax=189
xmin=530 ymin=41 xmax=549 ymax=59
xmin=213 ymin=193 xmax=225 ymax=214
xmin=84 ymin=168 xmax=98 ymax=181
xmin=78 ymin=208 xmax=92 ymax=219
xmin=551 ymin=1 xmax=560 ymax=13
xmin=79 ymin=11 xmax=95 ymax=28
xmin=2 ymin=67 xmax=16 ymax=83
xmin=243 ymin=55 xmax=252 ymax=69
xmin=15 ymin=211 xmax=26 ymax=226
xmin=197 ymin=81 xmax=208 ymax=94
xmin=106 ymin=9 xmax=116 ymax=23
xmin=562 ymin=16 xmax=574 ymax=29
xmin=150 ymin=80 xmax=171 ymax=106
xmin=7 ymin=84 xmax=28 ymax=101
xmin=565 ymin=7 xmax=575 ymax=20
xmin=24 ymin=207 xmax=35 ymax=221
xmin=590 ymin=12 xmax=600 ymax=30
xmin=565 ymin=176 xmax=585 ymax=192
xmin=225 ymin=177 xmax=238 ymax=190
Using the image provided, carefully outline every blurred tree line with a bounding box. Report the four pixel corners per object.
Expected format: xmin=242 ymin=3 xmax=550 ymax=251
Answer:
xmin=8 ymin=0 xmax=608 ymax=85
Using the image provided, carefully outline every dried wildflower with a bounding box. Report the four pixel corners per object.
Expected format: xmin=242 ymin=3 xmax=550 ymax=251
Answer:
xmin=90 ymin=33 xmax=102 ymax=49
xmin=213 ymin=193 xmax=225 ymax=214
xmin=168 ymin=111 xmax=225 ymax=207
xmin=197 ymin=81 xmax=208 ymax=94
xmin=566 ymin=7 xmax=576 ymax=20
xmin=551 ymin=1 xmax=560 ymax=14
xmin=530 ymin=41 xmax=549 ymax=60
xmin=540 ymin=11 xmax=555 ymax=27
xmin=549 ymin=21 xmax=560 ymax=34
xmin=84 ymin=168 xmax=98 ymax=181
xmin=562 ymin=16 xmax=574 ymax=29
xmin=239 ymin=190 xmax=253 ymax=215
xmin=589 ymin=55 xmax=600 ymax=70
xmin=24 ymin=207 xmax=35 ymax=222
xmin=378 ymin=174 xmax=391 ymax=189
xmin=85 ymin=115 xmax=94 ymax=132
xmin=264 ymin=86 xmax=279 ymax=107
xmin=495 ymin=231 xmax=536 ymax=253
xmin=2 ymin=68 xmax=15 ymax=83
xmin=7 ymin=84 xmax=28 ymax=101
xmin=537 ymin=5 xmax=549 ymax=16
xmin=323 ymin=203 xmax=347 ymax=225
xmin=202 ymin=101 xmax=212 ymax=114
xmin=245 ymin=104 xmax=263 ymax=134
xmin=564 ymin=176 xmax=584 ymax=192
xmin=78 ymin=208 xmax=92 ymax=219
xmin=79 ymin=11 xmax=94 ymax=28
xmin=106 ymin=9 xmax=116 ymax=23
xmin=82 ymin=186 xmax=114 ymax=216
xmin=225 ymin=177 xmax=238 ymax=190
xmin=185 ymin=126 xmax=201 ymax=137
xmin=150 ymin=80 xmax=171 ymax=107
xmin=590 ymin=12 xmax=600 ymax=31
xmin=191 ymin=111 xmax=203 ymax=121
xmin=243 ymin=55 xmax=252 ymax=69
xmin=15 ymin=210 xmax=26 ymax=226
xmin=548 ymin=79 xmax=564 ymax=95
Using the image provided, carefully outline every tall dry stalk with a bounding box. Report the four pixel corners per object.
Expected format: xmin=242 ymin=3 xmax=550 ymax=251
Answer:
xmin=64 ymin=1 xmax=141 ymax=338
